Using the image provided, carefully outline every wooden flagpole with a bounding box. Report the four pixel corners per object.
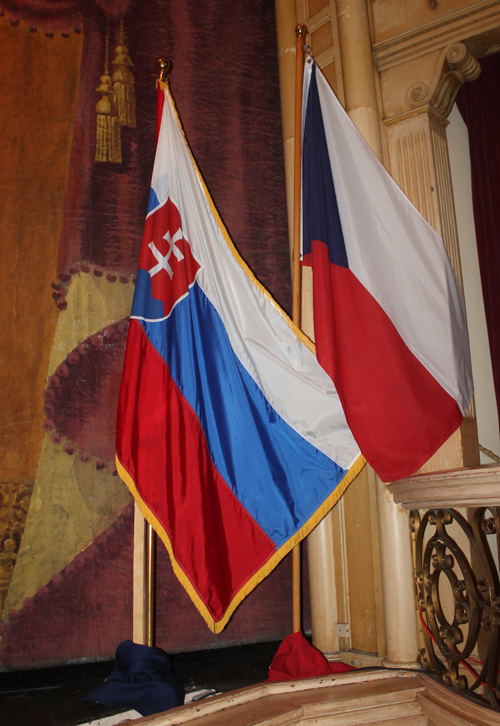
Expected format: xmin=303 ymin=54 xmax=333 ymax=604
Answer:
xmin=136 ymin=57 xmax=174 ymax=649
xmin=292 ymin=23 xmax=308 ymax=634
xmin=145 ymin=521 xmax=155 ymax=646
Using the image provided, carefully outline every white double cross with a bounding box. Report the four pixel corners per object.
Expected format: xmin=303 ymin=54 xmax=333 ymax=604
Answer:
xmin=148 ymin=228 xmax=185 ymax=279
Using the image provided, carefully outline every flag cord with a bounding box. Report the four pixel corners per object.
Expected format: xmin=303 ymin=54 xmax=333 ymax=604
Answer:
xmin=292 ymin=23 xmax=308 ymax=635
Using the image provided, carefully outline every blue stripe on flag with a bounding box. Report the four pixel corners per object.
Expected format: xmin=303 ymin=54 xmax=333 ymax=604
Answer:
xmin=131 ymin=269 xmax=166 ymax=320
xmin=140 ymin=283 xmax=347 ymax=547
xmin=303 ymin=64 xmax=348 ymax=268
xmin=147 ymin=187 xmax=160 ymax=214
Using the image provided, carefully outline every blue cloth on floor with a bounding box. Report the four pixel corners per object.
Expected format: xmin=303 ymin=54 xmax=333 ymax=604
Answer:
xmin=83 ymin=641 xmax=185 ymax=716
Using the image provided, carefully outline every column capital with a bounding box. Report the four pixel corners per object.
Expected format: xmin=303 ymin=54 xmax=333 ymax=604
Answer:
xmin=383 ymin=103 xmax=448 ymax=129
xmin=406 ymin=42 xmax=481 ymax=119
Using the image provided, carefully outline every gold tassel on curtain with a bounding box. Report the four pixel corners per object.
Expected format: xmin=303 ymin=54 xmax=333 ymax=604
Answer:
xmin=113 ymin=15 xmax=136 ymax=128
xmin=95 ymin=24 xmax=122 ymax=163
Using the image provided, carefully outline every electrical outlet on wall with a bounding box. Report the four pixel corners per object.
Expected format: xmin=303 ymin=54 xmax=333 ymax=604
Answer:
xmin=335 ymin=623 xmax=351 ymax=638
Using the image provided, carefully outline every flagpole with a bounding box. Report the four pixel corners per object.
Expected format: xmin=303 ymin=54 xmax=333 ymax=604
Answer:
xmin=137 ymin=56 xmax=175 ymax=649
xmin=145 ymin=521 xmax=155 ymax=646
xmin=292 ymin=23 xmax=307 ymax=634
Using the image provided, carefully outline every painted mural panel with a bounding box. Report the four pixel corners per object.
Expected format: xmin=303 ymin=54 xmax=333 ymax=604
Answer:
xmin=0 ymin=0 xmax=297 ymax=668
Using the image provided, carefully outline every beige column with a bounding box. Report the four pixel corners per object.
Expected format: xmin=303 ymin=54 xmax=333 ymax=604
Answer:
xmin=308 ymin=513 xmax=340 ymax=653
xmin=335 ymin=0 xmax=383 ymax=161
xmin=335 ymin=0 xmax=420 ymax=666
xmin=376 ymin=477 xmax=419 ymax=667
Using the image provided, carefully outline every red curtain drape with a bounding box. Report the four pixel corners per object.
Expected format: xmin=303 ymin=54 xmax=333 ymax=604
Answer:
xmin=456 ymin=54 xmax=500 ymax=429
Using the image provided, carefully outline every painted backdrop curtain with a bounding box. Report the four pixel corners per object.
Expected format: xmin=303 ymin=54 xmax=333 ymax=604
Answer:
xmin=0 ymin=0 xmax=291 ymax=475
xmin=0 ymin=0 xmax=297 ymax=668
xmin=0 ymin=0 xmax=292 ymax=313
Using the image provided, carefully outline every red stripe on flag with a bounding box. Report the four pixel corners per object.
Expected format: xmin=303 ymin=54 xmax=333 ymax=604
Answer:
xmin=310 ymin=240 xmax=463 ymax=481
xmin=156 ymin=86 xmax=165 ymax=146
xmin=117 ymin=320 xmax=276 ymax=622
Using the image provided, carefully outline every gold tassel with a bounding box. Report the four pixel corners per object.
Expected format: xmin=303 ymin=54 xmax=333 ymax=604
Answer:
xmin=113 ymin=16 xmax=136 ymax=128
xmin=95 ymin=25 xmax=122 ymax=163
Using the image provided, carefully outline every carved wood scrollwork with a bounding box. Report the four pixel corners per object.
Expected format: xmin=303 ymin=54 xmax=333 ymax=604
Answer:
xmin=406 ymin=42 xmax=481 ymax=118
xmin=411 ymin=507 xmax=500 ymax=711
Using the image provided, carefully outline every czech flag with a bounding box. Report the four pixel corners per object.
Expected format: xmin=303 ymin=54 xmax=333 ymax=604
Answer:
xmin=301 ymin=60 xmax=473 ymax=482
xmin=116 ymin=83 xmax=363 ymax=633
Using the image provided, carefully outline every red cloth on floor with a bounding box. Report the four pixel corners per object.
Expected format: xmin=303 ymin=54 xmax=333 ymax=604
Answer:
xmin=266 ymin=631 xmax=356 ymax=681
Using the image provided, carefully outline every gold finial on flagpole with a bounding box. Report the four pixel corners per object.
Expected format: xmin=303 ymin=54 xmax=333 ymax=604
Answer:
xmin=296 ymin=23 xmax=307 ymax=39
xmin=155 ymin=56 xmax=173 ymax=84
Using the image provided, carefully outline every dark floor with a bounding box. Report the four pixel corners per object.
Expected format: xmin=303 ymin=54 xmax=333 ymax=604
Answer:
xmin=0 ymin=640 xmax=282 ymax=726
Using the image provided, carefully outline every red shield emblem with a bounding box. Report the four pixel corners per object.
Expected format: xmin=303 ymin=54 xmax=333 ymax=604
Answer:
xmin=139 ymin=198 xmax=201 ymax=317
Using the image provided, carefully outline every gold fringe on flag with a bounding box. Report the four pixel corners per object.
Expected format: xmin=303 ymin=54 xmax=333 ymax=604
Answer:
xmin=95 ymin=25 xmax=122 ymax=163
xmin=113 ymin=16 xmax=136 ymax=128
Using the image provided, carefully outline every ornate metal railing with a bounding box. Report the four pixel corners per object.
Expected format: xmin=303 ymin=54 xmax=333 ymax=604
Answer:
xmin=411 ymin=507 xmax=500 ymax=710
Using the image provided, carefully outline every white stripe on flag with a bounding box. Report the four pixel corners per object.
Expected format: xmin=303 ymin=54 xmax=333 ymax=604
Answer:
xmin=151 ymin=88 xmax=360 ymax=471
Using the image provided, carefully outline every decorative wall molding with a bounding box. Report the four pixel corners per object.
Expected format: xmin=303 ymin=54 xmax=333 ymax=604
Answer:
xmin=383 ymin=103 xmax=448 ymax=128
xmin=387 ymin=465 xmax=500 ymax=510
xmin=373 ymin=0 xmax=500 ymax=71
xmin=406 ymin=42 xmax=481 ymax=119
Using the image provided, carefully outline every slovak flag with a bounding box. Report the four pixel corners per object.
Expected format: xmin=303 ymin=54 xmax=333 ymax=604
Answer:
xmin=301 ymin=60 xmax=473 ymax=482
xmin=116 ymin=83 xmax=363 ymax=633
